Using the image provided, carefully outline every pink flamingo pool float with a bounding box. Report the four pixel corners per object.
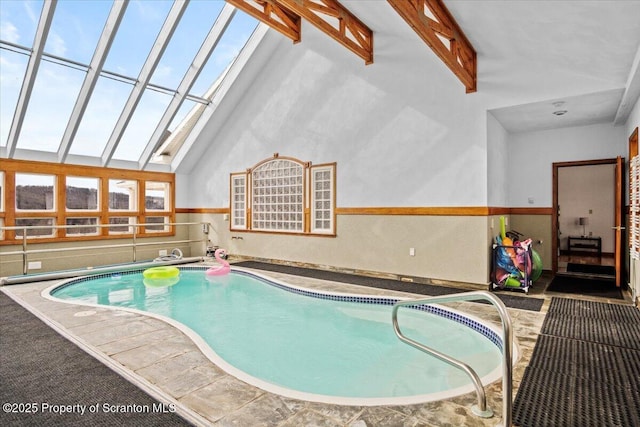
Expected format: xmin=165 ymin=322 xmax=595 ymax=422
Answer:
xmin=206 ymin=248 xmax=230 ymax=276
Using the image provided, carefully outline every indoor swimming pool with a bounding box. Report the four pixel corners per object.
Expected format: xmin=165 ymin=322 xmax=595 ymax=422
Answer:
xmin=47 ymin=267 xmax=506 ymax=405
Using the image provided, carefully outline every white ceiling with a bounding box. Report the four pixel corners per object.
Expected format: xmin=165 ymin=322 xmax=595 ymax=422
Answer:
xmin=346 ymin=0 xmax=640 ymax=134
xmin=447 ymin=0 xmax=640 ymax=133
xmin=489 ymin=89 xmax=626 ymax=133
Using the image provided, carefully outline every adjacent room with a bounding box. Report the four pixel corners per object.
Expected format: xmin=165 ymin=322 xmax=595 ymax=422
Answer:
xmin=1 ymin=1 xmax=639 ymax=426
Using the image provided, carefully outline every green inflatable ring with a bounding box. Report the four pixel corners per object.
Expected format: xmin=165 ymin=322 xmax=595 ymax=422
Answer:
xmin=143 ymin=276 xmax=179 ymax=288
xmin=143 ymin=266 xmax=180 ymax=280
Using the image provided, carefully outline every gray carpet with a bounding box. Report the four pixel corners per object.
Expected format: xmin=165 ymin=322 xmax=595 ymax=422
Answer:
xmin=566 ymin=263 xmax=616 ymax=276
xmin=0 ymin=292 xmax=192 ymax=427
xmin=233 ymin=261 xmax=545 ymax=312
xmin=513 ymin=298 xmax=640 ymax=427
xmin=547 ymin=274 xmax=623 ymax=300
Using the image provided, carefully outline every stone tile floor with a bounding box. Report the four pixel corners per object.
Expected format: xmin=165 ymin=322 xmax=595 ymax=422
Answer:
xmin=2 ymin=265 xmax=548 ymax=427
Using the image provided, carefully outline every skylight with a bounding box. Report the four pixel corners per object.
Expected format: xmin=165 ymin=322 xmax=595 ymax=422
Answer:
xmin=0 ymin=0 xmax=258 ymax=169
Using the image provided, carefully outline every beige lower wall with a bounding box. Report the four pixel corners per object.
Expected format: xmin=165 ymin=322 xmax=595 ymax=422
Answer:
xmin=0 ymin=213 xmax=198 ymax=278
xmin=0 ymin=211 xmax=556 ymax=285
xmin=5 ymin=209 xmax=634 ymax=297
xmin=509 ymin=214 xmax=553 ymax=270
xmin=198 ymin=213 xmax=492 ymax=285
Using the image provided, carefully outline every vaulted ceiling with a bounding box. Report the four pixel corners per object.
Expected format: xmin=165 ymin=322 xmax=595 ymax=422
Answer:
xmin=1 ymin=0 xmax=639 ymax=172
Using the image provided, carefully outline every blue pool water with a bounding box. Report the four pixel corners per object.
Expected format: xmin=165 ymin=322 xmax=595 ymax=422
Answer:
xmin=51 ymin=268 xmax=503 ymax=403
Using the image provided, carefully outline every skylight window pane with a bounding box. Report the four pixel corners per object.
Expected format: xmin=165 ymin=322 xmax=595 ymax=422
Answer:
xmin=0 ymin=0 xmax=44 ymax=47
xmin=0 ymin=49 xmax=28 ymax=146
xmin=190 ymin=11 xmax=258 ymax=97
xmin=167 ymin=100 xmax=196 ymax=134
xmin=102 ymin=0 xmax=173 ymax=77
xmin=149 ymin=1 xmax=225 ymax=90
xmin=0 ymin=0 xmax=34 ymax=147
xmin=43 ymin=0 xmax=111 ymax=64
xmin=112 ymin=89 xmax=171 ymax=161
xmin=17 ymin=60 xmax=85 ymax=152
xmin=71 ymin=75 xmax=132 ymax=157
xmin=149 ymin=99 xmax=199 ymax=165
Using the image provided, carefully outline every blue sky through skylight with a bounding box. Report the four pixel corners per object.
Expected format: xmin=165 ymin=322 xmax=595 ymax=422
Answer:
xmin=44 ymin=0 xmax=111 ymax=63
xmin=0 ymin=0 xmax=258 ymax=164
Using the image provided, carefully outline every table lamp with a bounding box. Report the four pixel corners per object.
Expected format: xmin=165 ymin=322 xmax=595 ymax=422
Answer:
xmin=579 ymin=217 xmax=589 ymax=237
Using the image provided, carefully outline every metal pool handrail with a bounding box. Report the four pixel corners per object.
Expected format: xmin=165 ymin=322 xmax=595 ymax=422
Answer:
xmin=1 ymin=221 xmax=212 ymax=275
xmin=391 ymin=290 xmax=513 ymax=427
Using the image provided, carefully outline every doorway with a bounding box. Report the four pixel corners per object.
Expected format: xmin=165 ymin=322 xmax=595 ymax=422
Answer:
xmin=552 ymin=158 xmax=624 ymax=287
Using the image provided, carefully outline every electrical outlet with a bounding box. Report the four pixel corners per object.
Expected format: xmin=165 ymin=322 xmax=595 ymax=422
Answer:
xmin=159 ymin=249 xmax=168 ymax=256
xmin=409 ymin=248 xmax=415 ymax=256
xmin=28 ymin=261 xmax=42 ymax=270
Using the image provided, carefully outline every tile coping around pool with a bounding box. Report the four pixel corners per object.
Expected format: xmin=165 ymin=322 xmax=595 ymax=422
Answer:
xmin=42 ymin=265 xmax=515 ymax=407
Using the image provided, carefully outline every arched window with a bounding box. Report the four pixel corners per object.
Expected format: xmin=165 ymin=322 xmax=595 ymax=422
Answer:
xmin=252 ymin=157 xmax=304 ymax=232
xmin=230 ymin=154 xmax=335 ymax=235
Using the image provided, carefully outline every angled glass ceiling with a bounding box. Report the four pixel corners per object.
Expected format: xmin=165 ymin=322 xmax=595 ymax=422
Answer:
xmin=0 ymin=0 xmax=258 ymax=169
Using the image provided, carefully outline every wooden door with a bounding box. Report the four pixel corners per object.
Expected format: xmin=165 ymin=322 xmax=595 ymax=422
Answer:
xmin=552 ymin=158 xmax=618 ymax=276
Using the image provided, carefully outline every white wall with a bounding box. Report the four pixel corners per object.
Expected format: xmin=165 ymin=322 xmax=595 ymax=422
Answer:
xmin=506 ymin=123 xmax=627 ymax=207
xmin=175 ymin=20 xmax=504 ymax=284
xmin=182 ymin=22 xmax=629 ymax=211
xmin=184 ymin=23 xmax=493 ymax=209
xmin=487 ymin=112 xmax=510 ymax=206
xmin=174 ymin=173 xmax=190 ymax=208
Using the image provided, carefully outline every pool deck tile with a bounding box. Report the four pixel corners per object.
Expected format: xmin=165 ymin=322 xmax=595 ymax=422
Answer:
xmin=276 ymin=408 xmax=345 ymax=427
xmin=213 ymin=393 xmax=295 ymax=426
xmin=112 ymin=334 xmax=195 ymax=371
xmin=1 ymin=265 xmax=547 ymax=427
xmin=70 ymin=317 xmax=165 ymax=346
xmin=306 ymin=402 xmax=364 ymax=423
xmin=137 ymin=351 xmax=227 ymax=399
xmin=350 ymin=406 xmax=423 ymax=427
xmin=98 ymin=327 xmax=180 ymax=356
xmin=178 ymin=375 xmax=265 ymax=422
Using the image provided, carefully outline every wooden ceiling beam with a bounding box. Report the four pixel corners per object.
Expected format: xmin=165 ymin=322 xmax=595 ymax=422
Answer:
xmin=226 ymin=0 xmax=301 ymax=42
xmin=277 ymin=0 xmax=373 ymax=64
xmin=388 ymin=0 xmax=476 ymax=93
xmin=227 ymin=0 xmax=372 ymax=64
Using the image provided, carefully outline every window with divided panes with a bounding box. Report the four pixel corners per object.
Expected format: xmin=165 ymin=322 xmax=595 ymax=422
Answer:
xmin=230 ymin=155 xmax=335 ymax=235
xmin=231 ymin=174 xmax=247 ymax=230
xmin=1 ymin=159 xmax=175 ymax=243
